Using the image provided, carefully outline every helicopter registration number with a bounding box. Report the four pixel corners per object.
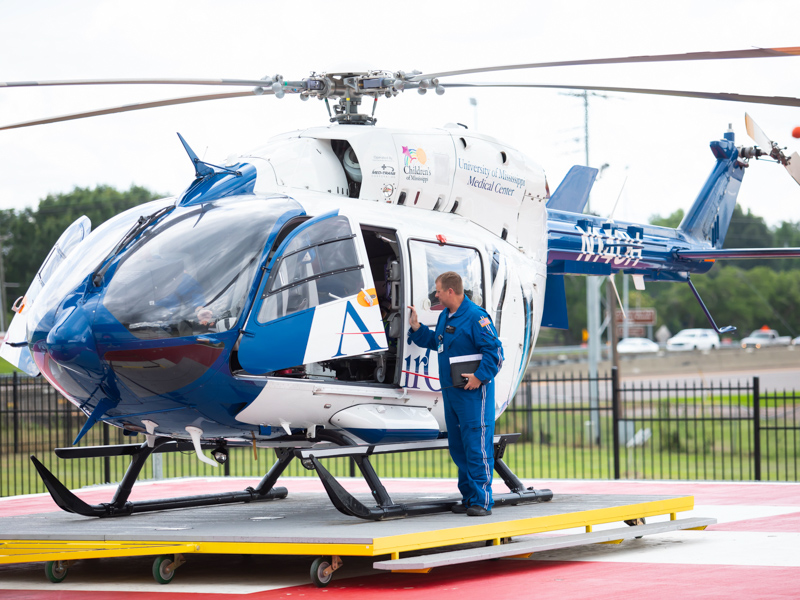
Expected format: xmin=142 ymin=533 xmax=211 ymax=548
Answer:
xmin=576 ymin=224 xmax=643 ymax=267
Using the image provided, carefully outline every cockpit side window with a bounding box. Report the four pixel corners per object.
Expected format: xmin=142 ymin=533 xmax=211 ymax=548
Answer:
xmin=258 ymin=215 xmax=364 ymax=322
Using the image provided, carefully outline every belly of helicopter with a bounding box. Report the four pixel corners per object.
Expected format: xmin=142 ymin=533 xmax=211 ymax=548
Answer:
xmin=235 ymin=377 xmax=443 ymax=444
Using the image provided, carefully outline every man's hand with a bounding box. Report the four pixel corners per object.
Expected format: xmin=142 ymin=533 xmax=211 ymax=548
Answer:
xmin=462 ymin=373 xmax=482 ymax=390
xmin=409 ymin=305 xmax=420 ymax=331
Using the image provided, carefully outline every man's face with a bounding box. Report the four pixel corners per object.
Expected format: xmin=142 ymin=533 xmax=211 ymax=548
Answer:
xmin=435 ymin=281 xmax=454 ymax=311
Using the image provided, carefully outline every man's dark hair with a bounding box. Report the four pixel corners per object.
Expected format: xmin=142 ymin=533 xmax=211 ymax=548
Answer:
xmin=436 ymin=271 xmax=464 ymax=295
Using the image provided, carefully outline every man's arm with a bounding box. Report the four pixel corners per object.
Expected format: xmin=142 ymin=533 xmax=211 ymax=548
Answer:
xmin=407 ymin=305 xmax=437 ymax=350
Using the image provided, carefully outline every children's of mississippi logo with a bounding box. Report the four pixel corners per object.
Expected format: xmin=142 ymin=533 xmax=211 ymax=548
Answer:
xmin=402 ymin=146 xmax=427 ymax=167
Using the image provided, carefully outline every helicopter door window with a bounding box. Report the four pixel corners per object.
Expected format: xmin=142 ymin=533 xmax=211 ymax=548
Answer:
xmin=408 ymin=240 xmax=484 ymax=326
xmin=258 ymin=215 xmax=364 ymax=321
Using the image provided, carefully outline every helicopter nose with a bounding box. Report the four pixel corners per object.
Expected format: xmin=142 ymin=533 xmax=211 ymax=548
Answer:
xmin=45 ymin=303 xmax=104 ymax=380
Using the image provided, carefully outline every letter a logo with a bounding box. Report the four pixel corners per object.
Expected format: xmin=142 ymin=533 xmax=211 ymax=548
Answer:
xmin=333 ymin=301 xmax=384 ymax=357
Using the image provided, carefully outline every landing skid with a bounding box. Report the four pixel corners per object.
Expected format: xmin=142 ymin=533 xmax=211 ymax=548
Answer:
xmin=298 ymin=434 xmax=553 ymax=520
xmin=30 ymin=437 xmax=291 ymax=518
xmin=31 ymin=433 xmax=551 ymax=520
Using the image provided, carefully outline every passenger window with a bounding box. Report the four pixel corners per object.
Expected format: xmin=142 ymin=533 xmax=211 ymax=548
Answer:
xmin=258 ymin=216 xmax=364 ymax=322
xmin=408 ymin=240 xmax=484 ymax=326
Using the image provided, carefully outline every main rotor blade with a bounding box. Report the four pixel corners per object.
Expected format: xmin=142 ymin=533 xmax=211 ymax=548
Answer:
xmin=744 ymin=112 xmax=773 ymax=147
xmin=442 ymin=82 xmax=800 ymax=108
xmin=0 ymin=91 xmax=258 ymax=131
xmin=411 ymin=47 xmax=800 ymax=81
xmin=0 ymin=77 xmax=273 ymax=88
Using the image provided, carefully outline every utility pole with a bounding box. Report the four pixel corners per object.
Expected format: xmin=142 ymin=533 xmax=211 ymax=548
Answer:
xmin=622 ymin=273 xmax=630 ymax=339
xmin=607 ymin=276 xmax=620 ymax=373
xmin=0 ymin=235 xmax=8 ymax=333
xmin=561 ymin=89 xmax=608 ymax=445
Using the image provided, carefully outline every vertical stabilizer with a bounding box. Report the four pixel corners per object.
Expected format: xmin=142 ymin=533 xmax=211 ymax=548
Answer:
xmin=547 ymin=166 xmax=598 ymax=213
xmin=678 ymin=129 xmax=745 ymax=247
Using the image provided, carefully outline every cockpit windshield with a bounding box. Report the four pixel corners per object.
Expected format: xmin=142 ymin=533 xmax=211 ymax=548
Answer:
xmin=104 ymin=197 xmax=299 ymax=339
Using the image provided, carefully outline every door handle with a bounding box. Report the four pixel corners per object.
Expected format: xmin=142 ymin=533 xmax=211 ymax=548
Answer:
xmin=196 ymin=336 xmax=223 ymax=349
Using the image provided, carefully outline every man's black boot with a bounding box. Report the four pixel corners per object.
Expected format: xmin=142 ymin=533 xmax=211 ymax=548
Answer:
xmin=466 ymin=506 xmax=492 ymax=517
xmin=451 ymin=503 xmax=469 ymax=514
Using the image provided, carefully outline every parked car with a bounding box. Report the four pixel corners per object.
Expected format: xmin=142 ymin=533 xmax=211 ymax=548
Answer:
xmin=793 ymin=335 xmax=800 ymax=346
xmin=666 ymin=329 xmax=720 ymax=351
xmin=617 ymin=337 xmax=660 ymax=354
xmin=740 ymin=328 xmax=792 ymax=349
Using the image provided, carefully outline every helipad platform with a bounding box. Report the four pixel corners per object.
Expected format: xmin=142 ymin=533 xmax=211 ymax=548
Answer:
xmin=0 ymin=489 xmax=710 ymax=586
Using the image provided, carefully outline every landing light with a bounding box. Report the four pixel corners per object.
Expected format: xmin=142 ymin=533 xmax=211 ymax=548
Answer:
xmin=212 ymin=448 xmax=229 ymax=464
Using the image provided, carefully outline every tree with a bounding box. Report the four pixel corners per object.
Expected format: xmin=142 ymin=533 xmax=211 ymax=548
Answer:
xmin=649 ymin=208 xmax=684 ymax=229
xmin=1 ymin=185 xmax=160 ymax=317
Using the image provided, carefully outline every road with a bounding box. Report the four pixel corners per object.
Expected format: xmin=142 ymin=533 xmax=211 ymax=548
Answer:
xmin=620 ymin=366 xmax=800 ymax=392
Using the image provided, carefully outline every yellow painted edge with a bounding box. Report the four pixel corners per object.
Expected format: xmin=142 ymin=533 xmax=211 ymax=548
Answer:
xmin=0 ymin=540 xmax=376 ymax=563
xmin=598 ymin=539 xmax=623 ymax=545
xmin=585 ymin=525 xmax=592 ymax=533
xmin=371 ymin=496 xmax=695 ymax=554
xmin=508 ymin=553 xmax=533 ymax=559
xmin=686 ymin=526 xmax=709 ymax=531
xmin=0 ymin=543 xmax=197 ymax=565
xmin=195 ymin=541 xmax=376 ymax=557
xmin=392 ymin=568 xmax=433 ymax=574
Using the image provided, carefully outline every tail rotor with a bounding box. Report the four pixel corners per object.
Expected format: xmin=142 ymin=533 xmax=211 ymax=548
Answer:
xmin=743 ymin=113 xmax=800 ymax=186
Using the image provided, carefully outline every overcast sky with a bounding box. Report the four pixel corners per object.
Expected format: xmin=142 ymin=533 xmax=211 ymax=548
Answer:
xmin=1 ymin=0 xmax=799 ymax=228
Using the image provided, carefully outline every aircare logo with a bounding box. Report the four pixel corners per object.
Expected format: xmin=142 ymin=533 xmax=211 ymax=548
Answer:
xmin=401 ymin=146 xmax=432 ymax=183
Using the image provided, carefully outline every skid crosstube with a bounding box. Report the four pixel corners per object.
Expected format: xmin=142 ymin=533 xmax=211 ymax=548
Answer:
xmin=304 ymin=434 xmax=553 ymax=521
xmin=30 ymin=438 xmax=291 ymax=518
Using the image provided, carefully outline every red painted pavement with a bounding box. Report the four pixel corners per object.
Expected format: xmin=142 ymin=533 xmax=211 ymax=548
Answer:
xmin=710 ymin=510 xmax=800 ymax=532
xmin=2 ymin=479 xmax=800 ymax=599
xmin=1 ymin=561 xmax=798 ymax=600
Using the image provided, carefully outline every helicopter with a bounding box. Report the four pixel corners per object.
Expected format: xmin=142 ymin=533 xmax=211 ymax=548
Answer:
xmin=1 ymin=46 xmax=800 ymax=520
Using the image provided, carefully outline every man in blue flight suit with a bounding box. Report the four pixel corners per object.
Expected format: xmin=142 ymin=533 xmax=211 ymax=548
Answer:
xmin=408 ymin=271 xmax=503 ymax=516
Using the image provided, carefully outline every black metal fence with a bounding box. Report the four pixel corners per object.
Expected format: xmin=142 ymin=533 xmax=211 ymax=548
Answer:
xmin=1 ymin=369 xmax=797 ymax=497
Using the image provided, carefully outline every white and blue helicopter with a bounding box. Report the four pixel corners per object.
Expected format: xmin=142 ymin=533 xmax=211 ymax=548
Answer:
xmin=1 ymin=47 xmax=799 ymax=520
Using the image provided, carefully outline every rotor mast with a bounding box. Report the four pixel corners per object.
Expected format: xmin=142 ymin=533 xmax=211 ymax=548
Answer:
xmin=266 ymin=70 xmax=443 ymax=125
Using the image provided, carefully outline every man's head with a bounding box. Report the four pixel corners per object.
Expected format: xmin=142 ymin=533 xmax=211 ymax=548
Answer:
xmin=435 ymin=271 xmax=464 ymax=312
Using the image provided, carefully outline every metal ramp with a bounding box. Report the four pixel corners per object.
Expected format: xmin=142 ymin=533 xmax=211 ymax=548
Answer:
xmin=374 ymin=517 xmax=716 ymax=572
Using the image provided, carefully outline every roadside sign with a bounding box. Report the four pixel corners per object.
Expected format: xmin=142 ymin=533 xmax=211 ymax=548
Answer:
xmin=616 ymin=308 xmax=656 ymax=325
xmin=617 ymin=325 xmax=646 ymax=338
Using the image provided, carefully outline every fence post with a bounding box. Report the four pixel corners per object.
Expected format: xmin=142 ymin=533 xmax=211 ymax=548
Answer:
xmin=612 ymin=366 xmax=620 ymax=479
xmin=753 ymin=376 xmax=761 ymax=481
xmin=12 ymin=372 xmax=19 ymax=453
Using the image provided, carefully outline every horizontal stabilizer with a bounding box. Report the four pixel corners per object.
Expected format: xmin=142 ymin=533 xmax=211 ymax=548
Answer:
xmin=676 ymin=247 xmax=800 ymax=260
xmin=547 ymin=166 xmax=598 ymax=213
